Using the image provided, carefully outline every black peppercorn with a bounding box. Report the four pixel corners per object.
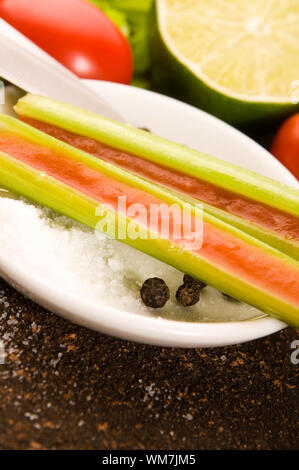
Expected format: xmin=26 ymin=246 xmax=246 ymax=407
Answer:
xmin=176 ymin=284 xmax=200 ymax=307
xmin=183 ymin=274 xmax=206 ymax=290
xmin=140 ymin=278 xmax=170 ymax=308
xmin=176 ymin=273 xmax=206 ymax=307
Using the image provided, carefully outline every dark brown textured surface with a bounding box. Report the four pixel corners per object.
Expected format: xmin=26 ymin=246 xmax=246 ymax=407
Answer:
xmin=0 ymin=277 xmax=298 ymax=450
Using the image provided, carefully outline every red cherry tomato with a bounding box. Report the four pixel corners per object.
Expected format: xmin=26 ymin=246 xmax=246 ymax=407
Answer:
xmin=271 ymin=114 xmax=299 ymax=180
xmin=0 ymin=0 xmax=133 ymax=84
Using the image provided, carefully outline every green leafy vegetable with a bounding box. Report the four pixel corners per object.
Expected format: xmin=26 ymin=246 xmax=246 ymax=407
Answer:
xmin=89 ymin=1 xmax=130 ymax=37
xmin=89 ymin=0 xmax=153 ymax=78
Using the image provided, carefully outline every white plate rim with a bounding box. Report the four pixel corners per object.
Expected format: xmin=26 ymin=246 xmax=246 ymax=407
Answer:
xmin=0 ymin=79 xmax=297 ymax=348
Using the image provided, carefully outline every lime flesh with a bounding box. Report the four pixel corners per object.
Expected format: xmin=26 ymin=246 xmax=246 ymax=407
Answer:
xmin=152 ymin=0 xmax=299 ymax=127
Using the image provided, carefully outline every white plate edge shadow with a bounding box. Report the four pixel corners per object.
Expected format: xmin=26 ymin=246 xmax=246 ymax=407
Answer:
xmin=0 ymin=80 xmax=297 ymax=348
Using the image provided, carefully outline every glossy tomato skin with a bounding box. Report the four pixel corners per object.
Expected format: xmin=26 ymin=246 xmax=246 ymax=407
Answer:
xmin=271 ymin=114 xmax=299 ymax=180
xmin=0 ymin=0 xmax=133 ymax=83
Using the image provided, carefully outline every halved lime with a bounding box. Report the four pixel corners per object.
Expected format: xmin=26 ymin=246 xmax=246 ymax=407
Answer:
xmin=151 ymin=0 xmax=299 ymax=128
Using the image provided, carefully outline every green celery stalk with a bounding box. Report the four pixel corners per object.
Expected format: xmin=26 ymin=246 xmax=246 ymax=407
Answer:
xmin=16 ymin=95 xmax=299 ymax=260
xmin=167 ymin=188 xmax=299 ymax=261
xmin=15 ymin=94 xmax=299 ymax=219
xmin=0 ymin=113 xmax=299 ymax=326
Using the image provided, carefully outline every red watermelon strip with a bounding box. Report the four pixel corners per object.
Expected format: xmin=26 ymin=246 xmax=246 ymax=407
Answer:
xmin=0 ymin=113 xmax=298 ymax=326
xmin=15 ymin=95 xmax=299 ymax=261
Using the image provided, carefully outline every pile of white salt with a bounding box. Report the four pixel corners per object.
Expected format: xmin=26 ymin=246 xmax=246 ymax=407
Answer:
xmin=0 ymin=85 xmax=265 ymax=323
xmin=0 ymin=190 xmax=263 ymax=323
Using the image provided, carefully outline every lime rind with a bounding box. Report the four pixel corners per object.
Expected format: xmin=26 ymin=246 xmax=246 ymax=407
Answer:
xmin=152 ymin=0 xmax=299 ymax=127
xmin=157 ymin=0 xmax=299 ymax=103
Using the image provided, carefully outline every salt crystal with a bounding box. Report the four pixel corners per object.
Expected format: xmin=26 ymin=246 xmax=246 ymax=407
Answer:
xmin=0 ymin=196 xmax=262 ymax=322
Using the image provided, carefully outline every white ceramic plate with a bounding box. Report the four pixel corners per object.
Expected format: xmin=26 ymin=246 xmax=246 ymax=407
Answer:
xmin=0 ymin=80 xmax=297 ymax=348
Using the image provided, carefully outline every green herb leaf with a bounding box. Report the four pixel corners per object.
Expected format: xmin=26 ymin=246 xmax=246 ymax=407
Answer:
xmin=89 ymin=0 xmax=153 ymax=77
